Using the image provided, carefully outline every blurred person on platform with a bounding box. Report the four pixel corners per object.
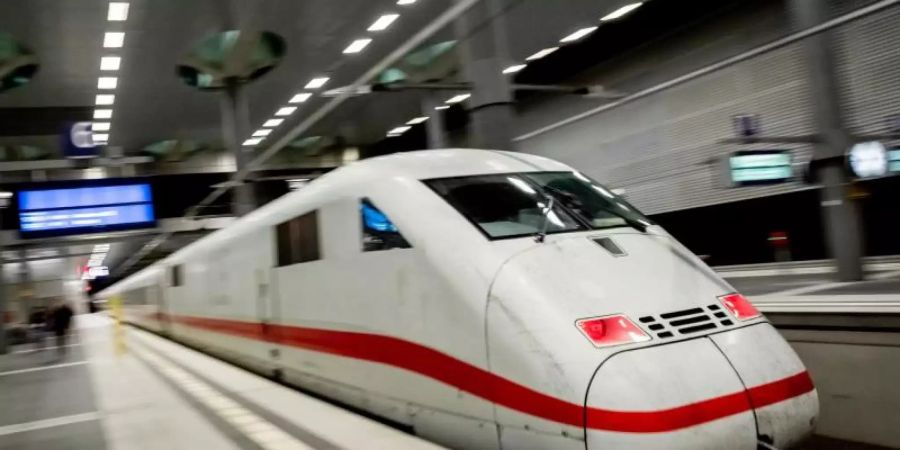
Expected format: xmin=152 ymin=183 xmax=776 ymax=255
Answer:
xmin=49 ymin=300 xmax=74 ymax=355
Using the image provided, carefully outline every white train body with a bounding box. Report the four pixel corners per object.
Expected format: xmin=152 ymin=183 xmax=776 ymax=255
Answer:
xmin=98 ymin=149 xmax=818 ymax=449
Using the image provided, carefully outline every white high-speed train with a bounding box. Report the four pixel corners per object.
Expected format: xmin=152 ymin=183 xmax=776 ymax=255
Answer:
xmin=97 ymin=149 xmax=818 ymax=449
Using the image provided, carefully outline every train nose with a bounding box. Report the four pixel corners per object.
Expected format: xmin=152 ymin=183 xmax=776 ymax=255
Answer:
xmin=584 ymin=324 xmax=817 ymax=450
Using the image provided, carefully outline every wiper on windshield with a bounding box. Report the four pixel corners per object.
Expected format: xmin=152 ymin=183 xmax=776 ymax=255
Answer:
xmin=534 ymin=195 xmax=555 ymax=243
xmin=540 ymin=184 xmax=648 ymax=233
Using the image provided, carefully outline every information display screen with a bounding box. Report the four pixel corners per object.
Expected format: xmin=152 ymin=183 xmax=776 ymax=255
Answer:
xmin=889 ymin=148 xmax=900 ymax=173
xmin=17 ymin=184 xmax=155 ymax=238
xmin=729 ymin=150 xmax=793 ymax=186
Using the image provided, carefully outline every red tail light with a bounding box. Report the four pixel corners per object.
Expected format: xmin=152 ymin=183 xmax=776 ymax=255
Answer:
xmin=719 ymin=293 xmax=761 ymax=320
xmin=575 ymin=315 xmax=650 ymax=348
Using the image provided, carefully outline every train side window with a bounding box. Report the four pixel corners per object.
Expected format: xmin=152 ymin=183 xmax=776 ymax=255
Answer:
xmin=361 ymin=199 xmax=411 ymax=252
xmin=276 ymin=210 xmax=321 ymax=266
xmin=171 ymin=265 xmax=183 ymax=287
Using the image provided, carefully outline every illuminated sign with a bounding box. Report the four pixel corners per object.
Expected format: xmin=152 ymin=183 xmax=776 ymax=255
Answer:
xmin=729 ymin=150 xmax=793 ymax=186
xmin=82 ymin=266 xmax=109 ymax=280
xmin=889 ymin=148 xmax=900 ymax=173
xmin=848 ymin=141 xmax=888 ymax=178
xmin=17 ymin=184 xmax=155 ymax=238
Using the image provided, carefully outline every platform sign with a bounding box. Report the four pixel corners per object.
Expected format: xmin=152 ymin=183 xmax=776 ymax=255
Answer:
xmin=889 ymin=148 xmax=900 ymax=173
xmin=61 ymin=122 xmax=101 ymax=159
xmin=729 ymin=150 xmax=793 ymax=186
xmin=17 ymin=183 xmax=156 ymax=238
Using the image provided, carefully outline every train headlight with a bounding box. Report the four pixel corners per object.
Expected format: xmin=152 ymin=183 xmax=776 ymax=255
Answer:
xmin=718 ymin=293 xmax=761 ymax=320
xmin=575 ymin=314 xmax=650 ymax=348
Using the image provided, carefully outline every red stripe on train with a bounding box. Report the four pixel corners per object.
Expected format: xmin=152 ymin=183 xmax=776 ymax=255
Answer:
xmin=150 ymin=312 xmax=815 ymax=432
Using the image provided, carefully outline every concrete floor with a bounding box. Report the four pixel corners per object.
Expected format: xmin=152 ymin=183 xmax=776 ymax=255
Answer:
xmin=0 ymin=335 xmax=107 ymax=450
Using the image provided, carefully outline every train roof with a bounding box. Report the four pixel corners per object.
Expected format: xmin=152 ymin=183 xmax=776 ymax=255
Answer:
xmin=97 ymin=149 xmax=574 ymax=297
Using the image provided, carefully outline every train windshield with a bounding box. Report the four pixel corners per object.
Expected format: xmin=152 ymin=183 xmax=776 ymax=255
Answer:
xmin=425 ymin=171 xmax=652 ymax=239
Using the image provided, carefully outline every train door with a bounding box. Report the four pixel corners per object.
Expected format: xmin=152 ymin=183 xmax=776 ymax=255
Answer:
xmin=256 ymin=263 xmax=282 ymax=377
xmin=151 ymin=278 xmax=171 ymax=335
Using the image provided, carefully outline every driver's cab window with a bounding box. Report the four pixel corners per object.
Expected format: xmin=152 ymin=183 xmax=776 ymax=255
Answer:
xmin=361 ymin=199 xmax=411 ymax=251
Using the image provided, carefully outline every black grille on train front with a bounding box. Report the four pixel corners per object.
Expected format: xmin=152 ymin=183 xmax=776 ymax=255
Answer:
xmin=638 ymin=304 xmax=734 ymax=340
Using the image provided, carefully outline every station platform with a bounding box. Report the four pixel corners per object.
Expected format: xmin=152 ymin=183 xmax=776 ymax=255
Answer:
xmin=0 ymin=314 xmax=442 ymax=450
xmin=716 ymin=256 xmax=900 ymax=313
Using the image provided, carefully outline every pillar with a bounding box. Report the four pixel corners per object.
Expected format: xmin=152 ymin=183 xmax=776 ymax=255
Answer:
xmin=790 ymin=0 xmax=864 ymax=281
xmin=221 ymin=80 xmax=256 ymax=216
xmin=455 ymin=0 xmax=515 ymax=150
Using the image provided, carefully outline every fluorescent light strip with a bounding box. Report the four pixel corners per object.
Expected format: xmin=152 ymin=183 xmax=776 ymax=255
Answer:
xmin=93 ymin=122 xmax=111 ymax=131
xmin=94 ymin=109 xmax=113 ymax=119
xmin=100 ymin=56 xmax=121 ymax=71
xmin=263 ymin=119 xmax=284 ymax=127
xmin=526 ymin=47 xmax=558 ymax=61
xmin=502 ymin=64 xmax=526 ymax=74
xmin=343 ymin=38 xmax=372 ymax=54
xmin=93 ymin=133 xmax=109 ymax=142
xmin=305 ymin=77 xmax=329 ymax=89
xmin=560 ymin=26 xmax=597 ymax=43
xmin=407 ymin=116 xmax=429 ymax=125
xmin=446 ymin=93 xmax=471 ymax=104
xmin=98 ymin=77 xmax=118 ymax=89
xmin=252 ymin=129 xmax=272 ymax=137
xmin=275 ymin=106 xmax=297 ymax=116
xmin=397 ymin=0 xmax=416 ymax=4
xmin=243 ymin=138 xmax=263 ymax=146
xmin=289 ymin=93 xmax=312 ymax=103
xmin=368 ymin=14 xmax=399 ymax=31
xmin=601 ymin=2 xmax=643 ymax=21
xmin=103 ymin=32 xmax=125 ymax=48
xmin=108 ymin=2 xmax=129 ymax=21
xmin=95 ymin=94 xmax=115 ymax=105
xmin=389 ymin=126 xmax=411 ymax=134
xmin=435 ymin=105 xmax=450 ymax=110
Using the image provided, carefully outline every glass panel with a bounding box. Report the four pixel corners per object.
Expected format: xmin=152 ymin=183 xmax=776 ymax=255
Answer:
xmin=522 ymin=172 xmax=653 ymax=230
xmin=362 ymin=199 xmax=411 ymax=251
xmin=425 ymin=174 xmax=585 ymax=239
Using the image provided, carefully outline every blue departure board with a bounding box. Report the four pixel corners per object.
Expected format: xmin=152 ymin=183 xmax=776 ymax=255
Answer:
xmin=17 ymin=184 xmax=156 ymax=237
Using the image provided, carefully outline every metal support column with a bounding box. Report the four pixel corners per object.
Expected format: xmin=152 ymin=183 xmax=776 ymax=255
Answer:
xmin=455 ymin=0 xmax=515 ymax=150
xmin=423 ymin=94 xmax=447 ymax=148
xmin=791 ymin=0 xmax=864 ymax=281
xmin=221 ymin=80 xmax=256 ymax=216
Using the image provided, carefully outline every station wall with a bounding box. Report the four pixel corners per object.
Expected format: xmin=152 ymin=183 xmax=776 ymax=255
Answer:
xmin=514 ymin=0 xmax=899 ymax=216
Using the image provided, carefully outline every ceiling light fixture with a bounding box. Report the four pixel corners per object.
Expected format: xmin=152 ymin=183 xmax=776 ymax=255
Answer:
xmin=103 ymin=32 xmax=125 ymax=48
xmin=502 ymin=64 xmax=527 ymax=74
xmin=397 ymin=0 xmax=416 ymax=4
xmin=289 ymin=93 xmax=312 ymax=103
xmin=93 ymin=122 xmax=111 ymax=131
xmin=97 ymin=77 xmax=118 ymax=89
xmin=100 ymin=56 xmax=121 ymax=71
xmin=95 ymin=94 xmax=115 ymax=105
xmin=343 ymin=38 xmax=372 ymax=54
xmin=389 ymin=126 xmax=411 ymax=135
xmin=252 ymin=129 xmax=272 ymax=137
xmin=445 ymin=93 xmax=471 ymax=104
xmin=275 ymin=106 xmax=297 ymax=116
xmin=407 ymin=116 xmax=429 ymax=125
xmin=243 ymin=138 xmax=263 ymax=146
xmin=560 ymin=26 xmax=598 ymax=43
xmin=601 ymin=2 xmax=643 ymax=21
xmin=93 ymin=133 xmax=110 ymax=142
xmin=263 ymin=119 xmax=284 ymax=127
xmin=435 ymin=105 xmax=450 ymax=110
xmin=305 ymin=77 xmax=330 ymax=89
xmin=368 ymin=14 xmax=399 ymax=31
xmin=526 ymin=47 xmax=558 ymax=61
xmin=108 ymin=2 xmax=129 ymax=21
xmin=93 ymin=109 xmax=113 ymax=119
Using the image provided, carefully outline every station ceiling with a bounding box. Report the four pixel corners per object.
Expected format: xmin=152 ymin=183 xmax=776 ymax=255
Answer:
xmin=0 ymin=0 xmax=641 ymax=165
